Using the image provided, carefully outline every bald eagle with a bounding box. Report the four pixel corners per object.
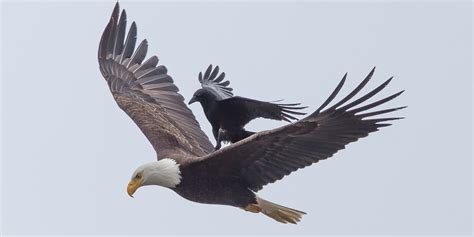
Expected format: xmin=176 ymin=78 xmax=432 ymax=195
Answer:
xmin=188 ymin=64 xmax=306 ymax=150
xmin=98 ymin=3 xmax=405 ymax=224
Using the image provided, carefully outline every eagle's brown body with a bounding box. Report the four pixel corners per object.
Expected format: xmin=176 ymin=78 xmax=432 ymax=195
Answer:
xmin=98 ymin=3 xmax=405 ymax=224
xmin=175 ymin=165 xmax=256 ymax=208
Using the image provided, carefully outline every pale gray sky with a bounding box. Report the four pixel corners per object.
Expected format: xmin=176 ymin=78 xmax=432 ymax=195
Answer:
xmin=1 ymin=1 xmax=472 ymax=235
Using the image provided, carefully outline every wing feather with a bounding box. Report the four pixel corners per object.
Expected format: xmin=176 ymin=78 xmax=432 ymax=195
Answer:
xmin=120 ymin=22 xmax=137 ymax=63
xmin=113 ymin=10 xmax=127 ymax=58
xmin=198 ymin=64 xmax=234 ymax=100
xmin=128 ymin=39 xmax=148 ymax=67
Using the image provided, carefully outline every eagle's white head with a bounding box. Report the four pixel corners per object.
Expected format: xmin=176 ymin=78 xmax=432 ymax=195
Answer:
xmin=127 ymin=158 xmax=182 ymax=197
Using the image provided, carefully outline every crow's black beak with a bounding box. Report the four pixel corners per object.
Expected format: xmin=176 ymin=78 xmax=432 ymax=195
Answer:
xmin=188 ymin=96 xmax=197 ymax=105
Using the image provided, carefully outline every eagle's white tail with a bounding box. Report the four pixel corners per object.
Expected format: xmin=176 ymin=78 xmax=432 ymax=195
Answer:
xmin=242 ymin=196 xmax=306 ymax=224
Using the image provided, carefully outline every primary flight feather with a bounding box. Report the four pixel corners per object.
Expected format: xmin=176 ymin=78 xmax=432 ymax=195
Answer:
xmin=98 ymin=3 xmax=405 ymax=224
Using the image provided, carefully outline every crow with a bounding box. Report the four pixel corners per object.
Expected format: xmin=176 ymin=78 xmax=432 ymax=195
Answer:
xmin=188 ymin=65 xmax=306 ymax=150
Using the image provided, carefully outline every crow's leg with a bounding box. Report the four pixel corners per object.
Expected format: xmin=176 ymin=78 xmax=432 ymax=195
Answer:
xmin=212 ymin=126 xmax=221 ymax=151
xmin=214 ymin=128 xmax=224 ymax=151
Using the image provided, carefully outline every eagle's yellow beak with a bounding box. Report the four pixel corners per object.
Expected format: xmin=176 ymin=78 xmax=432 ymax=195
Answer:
xmin=127 ymin=179 xmax=142 ymax=198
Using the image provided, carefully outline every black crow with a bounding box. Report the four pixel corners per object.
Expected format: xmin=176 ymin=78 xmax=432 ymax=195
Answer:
xmin=188 ymin=65 xmax=306 ymax=150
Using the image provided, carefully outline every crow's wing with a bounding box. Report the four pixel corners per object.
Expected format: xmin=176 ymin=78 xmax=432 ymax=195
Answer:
xmin=98 ymin=3 xmax=214 ymax=159
xmin=193 ymin=68 xmax=405 ymax=191
xmin=219 ymin=96 xmax=307 ymax=126
xmin=199 ymin=64 xmax=233 ymax=100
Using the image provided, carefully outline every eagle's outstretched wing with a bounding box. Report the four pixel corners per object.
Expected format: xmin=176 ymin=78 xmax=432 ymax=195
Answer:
xmin=98 ymin=3 xmax=214 ymax=158
xmin=198 ymin=64 xmax=233 ymax=100
xmin=193 ymin=68 xmax=405 ymax=191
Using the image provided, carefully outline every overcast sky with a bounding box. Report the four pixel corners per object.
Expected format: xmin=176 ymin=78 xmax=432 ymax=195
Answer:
xmin=1 ymin=1 xmax=472 ymax=236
